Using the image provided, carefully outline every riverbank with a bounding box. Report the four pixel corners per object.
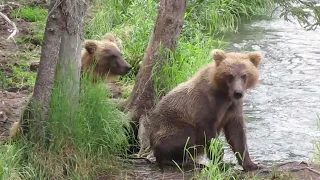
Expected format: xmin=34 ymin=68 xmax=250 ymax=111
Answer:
xmin=222 ymin=10 xmax=320 ymax=166
xmin=1 ymin=0 xmax=320 ymax=179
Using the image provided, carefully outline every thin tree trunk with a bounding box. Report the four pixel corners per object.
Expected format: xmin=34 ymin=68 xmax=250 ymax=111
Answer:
xmin=57 ymin=0 xmax=86 ymax=104
xmin=31 ymin=0 xmax=63 ymax=120
xmin=125 ymin=0 xmax=187 ymax=122
xmin=21 ymin=0 xmax=87 ymax=139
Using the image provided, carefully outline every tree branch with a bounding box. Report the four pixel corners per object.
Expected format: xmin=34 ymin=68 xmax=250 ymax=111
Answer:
xmin=0 ymin=12 xmax=18 ymax=43
xmin=0 ymin=2 xmax=20 ymax=11
xmin=274 ymin=0 xmax=320 ymax=31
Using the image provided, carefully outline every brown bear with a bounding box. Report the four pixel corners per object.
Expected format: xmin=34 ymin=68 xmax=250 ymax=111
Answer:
xmin=146 ymin=49 xmax=263 ymax=171
xmin=8 ymin=34 xmax=132 ymax=139
xmin=81 ymin=33 xmax=132 ymax=83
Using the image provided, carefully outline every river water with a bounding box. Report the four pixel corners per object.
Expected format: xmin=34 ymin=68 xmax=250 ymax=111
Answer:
xmin=223 ymin=13 xmax=320 ymax=166
xmin=127 ymin=12 xmax=320 ymax=180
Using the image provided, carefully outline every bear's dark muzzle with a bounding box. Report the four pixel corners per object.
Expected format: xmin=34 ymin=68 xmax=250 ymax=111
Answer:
xmin=234 ymin=91 xmax=243 ymax=99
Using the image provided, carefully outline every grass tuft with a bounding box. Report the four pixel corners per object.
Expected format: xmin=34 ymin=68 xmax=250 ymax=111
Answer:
xmin=11 ymin=6 xmax=47 ymax=22
xmin=83 ymin=0 xmax=273 ymax=96
xmin=12 ymin=6 xmax=47 ymax=45
xmin=0 ymin=0 xmax=275 ymax=179
xmin=0 ymin=142 xmax=25 ymax=180
xmin=0 ymin=6 xmax=47 ymax=90
xmin=0 ymin=68 xmax=132 ymax=179
xmin=178 ymin=137 xmax=237 ymax=179
xmin=1 ymin=47 xmax=40 ymax=91
xmin=199 ymin=138 xmax=235 ymax=179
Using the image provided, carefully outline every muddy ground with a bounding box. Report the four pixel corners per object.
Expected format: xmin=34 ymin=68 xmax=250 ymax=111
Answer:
xmin=99 ymin=159 xmax=320 ymax=180
xmin=0 ymin=3 xmax=32 ymax=140
xmin=1 ymin=2 xmax=320 ymax=180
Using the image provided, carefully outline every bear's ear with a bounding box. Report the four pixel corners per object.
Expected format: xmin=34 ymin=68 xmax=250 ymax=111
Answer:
xmin=211 ymin=49 xmax=226 ymax=66
xmin=248 ymin=52 xmax=262 ymax=67
xmin=103 ymin=33 xmax=117 ymax=43
xmin=84 ymin=40 xmax=97 ymax=54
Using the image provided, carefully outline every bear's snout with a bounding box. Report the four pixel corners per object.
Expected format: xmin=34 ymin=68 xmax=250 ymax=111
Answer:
xmin=116 ymin=58 xmax=132 ymax=75
xmin=233 ymin=91 xmax=243 ymax=99
xmin=119 ymin=65 xmax=131 ymax=75
xmin=125 ymin=66 xmax=132 ymax=73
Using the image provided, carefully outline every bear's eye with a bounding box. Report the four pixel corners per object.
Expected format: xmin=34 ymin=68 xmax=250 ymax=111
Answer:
xmin=227 ymin=74 xmax=234 ymax=82
xmin=108 ymin=55 xmax=117 ymax=61
xmin=109 ymin=55 xmax=117 ymax=59
xmin=241 ymin=74 xmax=247 ymax=82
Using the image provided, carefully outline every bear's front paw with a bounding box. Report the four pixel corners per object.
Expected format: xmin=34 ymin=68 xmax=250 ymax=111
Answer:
xmin=243 ymin=162 xmax=265 ymax=172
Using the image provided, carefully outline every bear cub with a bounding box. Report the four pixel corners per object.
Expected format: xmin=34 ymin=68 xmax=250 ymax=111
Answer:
xmin=9 ymin=34 xmax=132 ymax=140
xmin=148 ymin=49 xmax=263 ymax=171
xmin=81 ymin=33 xmax=131 ymax=83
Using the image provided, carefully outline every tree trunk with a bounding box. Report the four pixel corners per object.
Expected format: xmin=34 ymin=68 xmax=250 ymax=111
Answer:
xmin=125 ymin=0 xmax=187 ymax=122
xmin=56 ymin=0 xmax=86 ymax=104
xmin=21 ymin=0 xmax=87 ymax=139
xmin=31 ymin=0 xmax=63 ymax=120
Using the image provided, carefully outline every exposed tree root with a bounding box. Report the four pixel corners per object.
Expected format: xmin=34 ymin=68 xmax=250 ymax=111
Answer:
xmin=0 ymin=11 xmax=18 ymax=43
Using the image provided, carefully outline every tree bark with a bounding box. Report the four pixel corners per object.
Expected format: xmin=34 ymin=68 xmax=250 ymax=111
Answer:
xmin=125 ymin=0 xmax=187 ymax=122
xmin=31 ymin=0 xmax=63 ymax=120
xmin=56 ymin=0 xmax=86 ymax=104
xmin=21 ymin=0 xmax=87 ymax=139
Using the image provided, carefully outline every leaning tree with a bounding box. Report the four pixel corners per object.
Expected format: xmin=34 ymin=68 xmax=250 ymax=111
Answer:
xmin=125 ymin=0 xmax=320 ymax=124
xmin=123 ymin=0 xmax=320 ymax=155
xmin=125 ymin=0 xmax=187 ymax=123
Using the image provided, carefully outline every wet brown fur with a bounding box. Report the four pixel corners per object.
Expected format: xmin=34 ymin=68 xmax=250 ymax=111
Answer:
xmin=148 ymin=49 xmax=262 ymax=171
xmin=81 ymin=33 xmax=131 ymax=83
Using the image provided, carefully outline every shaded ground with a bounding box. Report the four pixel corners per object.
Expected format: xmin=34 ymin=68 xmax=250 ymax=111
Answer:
xmin=0 ymin=4 xmax=34 ymax=140
xmin=97 ymin=159 xmax=197 ymax=180
xmin=102 ymin=160 xmax=320 ymax=180
xmin=0 ymin=91 xmax=29 ymax=140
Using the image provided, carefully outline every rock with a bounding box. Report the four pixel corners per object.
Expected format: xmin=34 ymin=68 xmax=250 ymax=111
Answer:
xmin=0 ymin=111 xmax=7 ymax=122
xmin=30 ymin=61 xmax=40 ymax=72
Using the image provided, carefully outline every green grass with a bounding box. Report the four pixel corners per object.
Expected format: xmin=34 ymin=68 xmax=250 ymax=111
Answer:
xmin=11 ymin=7 xmax=47 ymax=22
xmin=153 ymin=38 xmax=226 ymax=100
xmin=32 ymin=68 xmax=130 ymax=179
xmin=0 ymin=6 xmax=47 ymax=90
xmin=0 ymin=142 xmax=25 ymax=179
xmin=152 ymin=0 xmax=272 ymax=100
xmin=198 ymin=139 xmax=236 ymax=179
xmin=1 ymin=47 xmax=39 ymax=91
xmin=7 ymin=61 xmax=36 ymax=88
xmin=85 ymin=0 xmax=159 ymax=78
xmin=84 ymin=0 xmax=273 ymax=98
xmin=178 ymin=138 xmax=235 ymax=179
xmin=0 ymin=0 xmax=275 ymax=179
xmin=0 ymin=69 xmax=132 ymax=179
xmin=176 ymin=137 xmax=264 ymax=180
xmin=184 ymin=0 xmax=272 ymax=36
xmin=11 ymin=6 xmax=47 ymax=45
xmin=0 ymin=72 xmax=6 ymax=89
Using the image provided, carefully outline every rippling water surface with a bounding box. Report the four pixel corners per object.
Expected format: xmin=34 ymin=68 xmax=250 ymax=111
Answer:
xmin=223 ymin=14 xmax=320 ymax=165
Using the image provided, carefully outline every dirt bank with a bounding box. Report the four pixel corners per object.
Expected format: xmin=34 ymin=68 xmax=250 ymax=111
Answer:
xmin=0 ymin=3 xmax=35 ymax=140
xmin=99 ymin=159 xmax=320 ymax=180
